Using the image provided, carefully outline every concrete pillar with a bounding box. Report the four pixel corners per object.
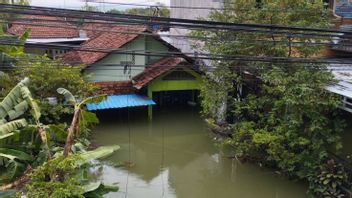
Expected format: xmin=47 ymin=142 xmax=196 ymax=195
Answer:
xmin=148 ymin=88 xmax=153 ymax=121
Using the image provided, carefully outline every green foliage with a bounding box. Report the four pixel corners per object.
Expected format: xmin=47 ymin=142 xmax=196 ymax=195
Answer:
xmin=25 ymin=156 xmax=85 ymax=198
xmin=0 ymin=148 xmax=33 ymax=182
xmin=7 ymin=59 xmax=98 ymax=123
xmin=308 ymin=160 xmax=348 ymax=198
xmin=0 ymin=78 xmax=51 ymax=183
xmin=0 ymin=119 xmax=27 ymax=139
xmin=0 ymin=0 xmax=29 ymax=33
xmin=57 ymin=88 xmax=77 ymax=105
xmin=106 ymin=3 xmax=170 ymax=17
xmin=23 ymin=145 xmax=120 ymax=198
xmin=83 ymin=182 xmax=118 ymax=198
xmin=76 ymin=145 xmax=120 ymax=166
xmin=124 ymin=3 xmax=170 ymax=17
xmin=194 ymin=0 xmax=347 ymax=197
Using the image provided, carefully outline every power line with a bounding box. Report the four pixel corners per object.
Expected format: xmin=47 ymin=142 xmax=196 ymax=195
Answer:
xmin=0 ymin=3 xmax=350 ymax=37
xmin=2 ymin=40 xmax=352 ymax=65
xmin=4 ymin=17 xmax=352 ymax=44
xmin=84 ymin=0 xmax=336 ymax=13
xmin=1 ymin=9 xmax=351 ymax=44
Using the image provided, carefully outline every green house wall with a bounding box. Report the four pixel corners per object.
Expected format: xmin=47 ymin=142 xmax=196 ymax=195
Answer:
xmin=147 ymin=68 xmax=202 ymax=98
xmin=86 ymin=35 xmax=169 ymax=83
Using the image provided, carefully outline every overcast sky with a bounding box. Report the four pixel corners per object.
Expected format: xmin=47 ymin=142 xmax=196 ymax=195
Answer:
xmin=30 ymin=0 xmax=170 ymax=10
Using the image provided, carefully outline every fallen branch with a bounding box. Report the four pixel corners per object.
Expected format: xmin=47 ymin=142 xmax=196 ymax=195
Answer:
xmin=0 ymin=166 xmax=32 ymax=191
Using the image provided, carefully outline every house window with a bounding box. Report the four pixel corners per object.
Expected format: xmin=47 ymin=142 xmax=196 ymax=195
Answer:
xmin=163 ymin=70 xmax=196 ymax=81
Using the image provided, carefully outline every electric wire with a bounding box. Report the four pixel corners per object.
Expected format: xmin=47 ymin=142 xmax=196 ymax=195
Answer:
xmin=0 ymin=3 xmax=351 ymax=37
xmin=83 ymin=0 xmax=337 ymax=13
xmin=3 ymin=17 xmax=352 ymax=44
xmin=3 ymin=40 xmax=352 ymax=65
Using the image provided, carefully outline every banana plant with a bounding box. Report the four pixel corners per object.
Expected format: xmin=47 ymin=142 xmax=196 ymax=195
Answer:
xmin=57 ymin=88 xmax=106 ymax=157
xmin=0 ymin=78 xmax=30 ymax=137
xmin=0 ymin=78 xmax=50 ymax=182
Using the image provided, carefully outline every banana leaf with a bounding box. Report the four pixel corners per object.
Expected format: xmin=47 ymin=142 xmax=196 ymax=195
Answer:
xmin=7 ymin=100 xmax=29 ymax=120
xmin=0 ymin=190 xmax=17 ymax=198
xmin=57 ymin=88 xmax=76 ymax=105
xmin=0 ymin=148 xmax=32 ymax=182
xmin=0 ymin=119 xmax=27 ymax=139
xmin=76 ymin=145 xmax=120 ymax=167
xmin=20 ymin=86 xmax=41 ymax=121
xmin=0 ymin=159 xmax=25 ymax=182
xmin=0 ymin=78 xmax=29 ymax=119
xmin=80 ymin=95 xmax=107 ymax=106
xmin=83 ymin=182 xmax=118 ymax=198
xmin=0 ymin=148 xmax=33 ymax=161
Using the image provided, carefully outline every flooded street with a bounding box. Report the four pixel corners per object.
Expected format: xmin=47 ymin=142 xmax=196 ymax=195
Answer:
xmin=91 ymin=107 xmax=308 ymax=198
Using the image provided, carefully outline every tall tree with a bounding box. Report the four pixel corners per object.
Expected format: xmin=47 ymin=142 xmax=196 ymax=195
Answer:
xmin=0 ymin=0 xmax=29 ymax=33
xmin=125 ymin=3 xmax=170 ymax=17
xmin=194 ymin=0 xmax=348 ymax=197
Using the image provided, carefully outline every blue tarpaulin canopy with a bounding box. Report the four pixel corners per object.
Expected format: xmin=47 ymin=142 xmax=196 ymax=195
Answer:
xmin=86 ymin=94 xmax=156 ymax=111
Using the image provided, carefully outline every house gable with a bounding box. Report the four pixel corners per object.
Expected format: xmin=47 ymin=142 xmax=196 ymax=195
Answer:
xmin=147 ymin=66 xmax=202 ymax=98
xmin=86 ymin=35 xmax=176 ymax=83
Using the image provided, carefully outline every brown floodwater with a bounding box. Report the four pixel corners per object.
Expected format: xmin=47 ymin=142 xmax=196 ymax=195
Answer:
xmin=91 ymin=106 xmax=309 ymax=198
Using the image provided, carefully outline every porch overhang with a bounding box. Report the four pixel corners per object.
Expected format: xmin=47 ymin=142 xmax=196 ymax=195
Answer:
xmin=86 ymin=94 xmax=156 ymax=111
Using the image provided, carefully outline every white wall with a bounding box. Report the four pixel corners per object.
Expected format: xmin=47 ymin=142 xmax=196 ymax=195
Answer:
xmin=169 ymin=0 xmax=223 ymax=57
xmin=170 ymin=0 xmax=223 ymax=20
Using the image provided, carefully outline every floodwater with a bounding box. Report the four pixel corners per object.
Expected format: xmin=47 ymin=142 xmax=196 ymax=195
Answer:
xmin=91 ymin=107 xmax=309 ymax=198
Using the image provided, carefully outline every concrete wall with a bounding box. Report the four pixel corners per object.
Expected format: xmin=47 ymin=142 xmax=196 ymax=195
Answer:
xmin=87 ymin=35 xmax=171 ymax=83
xmin=146 ymin=36 xmax=169 ymax=64
xmin=170 ymin=0 xmax=223 ymax=20
xmin=169 ymin=0 xmax=223 ymax=59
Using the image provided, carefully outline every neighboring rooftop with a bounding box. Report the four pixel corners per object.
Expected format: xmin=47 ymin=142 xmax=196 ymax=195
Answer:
xmin=7 ymin=15 xmax=80 ymax=38
xmin=327 ymin=64 xmax=352 ymax=98
xmin=133 ymin=57 xmax=185 ymax=89
xmin=61 ymin=25 xmax=147 ymax=65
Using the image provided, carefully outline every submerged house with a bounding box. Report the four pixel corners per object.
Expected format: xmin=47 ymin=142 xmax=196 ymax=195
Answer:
xmin=6 ymin=15 xmax=203 ymax=118
xmin=57 ymin=23 xmax=203 ymax=117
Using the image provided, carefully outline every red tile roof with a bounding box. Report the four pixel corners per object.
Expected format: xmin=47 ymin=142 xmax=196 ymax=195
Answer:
xmin=7 ymin=15 xmax=79 ymax=38
xmin=95 ymin=81 xmax=135 ymax=95
xmin=133 ymin=57 xmax=185 ymax=89
xmin=61 ymin=25 xmax=147 ymax=65
xmin=81 ymin=22 xmax=116 ymax=39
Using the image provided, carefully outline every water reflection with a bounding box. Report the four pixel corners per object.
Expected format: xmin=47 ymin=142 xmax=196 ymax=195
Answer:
xmin=91 ymin=107 xmax=308 ymax=198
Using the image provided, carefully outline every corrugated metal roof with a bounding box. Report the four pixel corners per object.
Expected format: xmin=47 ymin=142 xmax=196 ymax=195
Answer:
xmin=86 ymin=94 xmax=156 ymax=111
xmin=327 ymin=64 xmax=352 ymax=99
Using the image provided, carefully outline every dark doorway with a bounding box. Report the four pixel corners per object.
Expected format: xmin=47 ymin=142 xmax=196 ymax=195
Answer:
xmin=152 ymin=90 xmax=200 ymax=106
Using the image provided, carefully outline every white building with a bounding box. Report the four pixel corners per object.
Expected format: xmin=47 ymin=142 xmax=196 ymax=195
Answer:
xmin=168 ymin=0 xmax=224 ymax=55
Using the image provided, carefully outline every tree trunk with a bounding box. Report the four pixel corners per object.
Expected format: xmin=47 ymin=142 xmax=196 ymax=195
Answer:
xmin=216 ymin=93 xmax=228 ymax=125
xmin=63 ymin=108 xmax=80 ymax=157
xmin=38 ymin=127 xmax=52 ymax=160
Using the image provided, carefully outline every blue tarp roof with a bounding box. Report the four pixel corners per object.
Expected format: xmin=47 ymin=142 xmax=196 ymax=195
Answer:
xmin=86 ymin=94 xmax=156 ymax=111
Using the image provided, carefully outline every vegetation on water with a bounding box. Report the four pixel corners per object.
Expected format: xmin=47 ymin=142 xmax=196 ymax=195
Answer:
xmin=193 ymin=0 xmax=349 ymax=197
